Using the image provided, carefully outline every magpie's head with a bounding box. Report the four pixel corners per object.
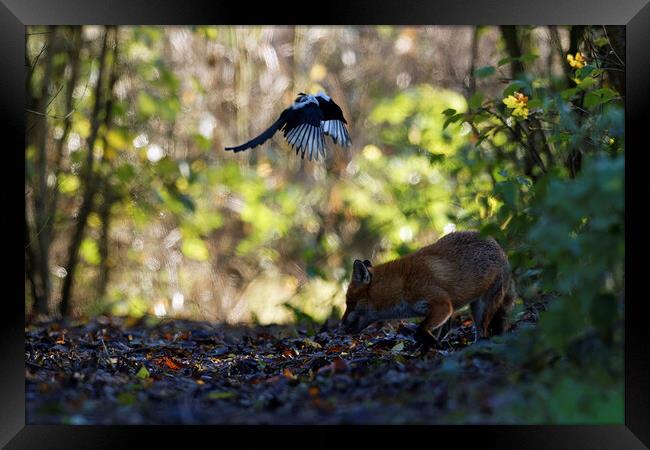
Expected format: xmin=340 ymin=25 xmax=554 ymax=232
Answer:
xmin=295 ymin=92 xmax=307 ymax=102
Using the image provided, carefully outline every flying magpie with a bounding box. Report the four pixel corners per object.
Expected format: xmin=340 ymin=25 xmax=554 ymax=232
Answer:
xmin=225 ymin=92 xmax=351 ymax=161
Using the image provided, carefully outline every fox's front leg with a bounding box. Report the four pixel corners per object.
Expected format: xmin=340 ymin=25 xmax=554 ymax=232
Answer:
xmin=415 ymin=292 xmax=454 ymax=352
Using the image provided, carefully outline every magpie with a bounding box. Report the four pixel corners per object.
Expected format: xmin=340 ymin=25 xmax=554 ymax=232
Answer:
xmin=225 ymin=92 xmax=351 ymax=161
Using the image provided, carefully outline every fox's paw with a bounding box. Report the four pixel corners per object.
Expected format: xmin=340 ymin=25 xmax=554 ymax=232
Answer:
xmin=415 ymin=329 xmax=438 ymax=355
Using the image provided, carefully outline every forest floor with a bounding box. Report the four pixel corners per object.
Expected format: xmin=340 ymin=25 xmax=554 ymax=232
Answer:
xmin=26 ymin=303 xmax=545 ymax=424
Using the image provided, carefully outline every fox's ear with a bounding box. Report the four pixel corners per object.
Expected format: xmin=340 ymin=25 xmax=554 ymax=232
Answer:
xmin=362 ymin=259 xmax=372 ymax=268
xmin=352 ymin=259 xmax=372 ymax=284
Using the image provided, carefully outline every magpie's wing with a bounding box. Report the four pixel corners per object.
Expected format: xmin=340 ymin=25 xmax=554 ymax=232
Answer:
xmin=224 ymin=109 xmax=289 ymax=153
xmin=316 ymin=95 xmax=351 ymax=147
xmin=281 ymin=102 xmax=326 ymax=161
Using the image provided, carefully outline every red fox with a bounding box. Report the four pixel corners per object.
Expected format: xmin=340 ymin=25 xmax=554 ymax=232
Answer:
xmin=340 ymin=231 xmax=517 ymax=348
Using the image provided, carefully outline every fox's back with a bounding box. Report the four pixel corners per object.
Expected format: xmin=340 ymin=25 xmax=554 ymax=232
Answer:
xmin=411 ymin=231 xmax=508 ymax=304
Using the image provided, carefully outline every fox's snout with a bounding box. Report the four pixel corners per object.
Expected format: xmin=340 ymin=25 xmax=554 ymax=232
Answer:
xmin=339 ymin=310 xmax=369 ymax=334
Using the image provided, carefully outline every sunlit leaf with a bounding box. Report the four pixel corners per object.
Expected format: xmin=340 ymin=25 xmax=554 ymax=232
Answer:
xmin=80 ymin=238 xmax=100 ymax=265
xmin=207 ymin=391 xmax=236 ymax=400
xmin=136 ymin=365 xmax=150 ymax=379
xmin=181 ymin=237 xmax=209 ymax=261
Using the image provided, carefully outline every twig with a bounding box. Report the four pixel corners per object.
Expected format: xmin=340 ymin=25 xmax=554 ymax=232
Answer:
xmin=480 ymin=107 xmax=546 ymax=173
xmin=99 ymin=334 xmax=116 ymax=368
xmin=26 ymin=361 xmax=57 ymax=371
xmin=601 ymin=26 xmax=625 ymax=67
xmin=29 ymin=43 xmax=49 ymax=71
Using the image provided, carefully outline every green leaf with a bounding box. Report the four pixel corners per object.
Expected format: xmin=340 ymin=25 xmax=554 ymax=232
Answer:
xmin=474 ymin=66 xmax=496 ymax=78
xmin=443 ymin=113 xmax=464 ymax=130
xmin=520 ymin=53 xmax=539 ymax=63
xmin=575 ymin=64 xmax=596 ymax=80
xmin=594 ymin=37 xmax=609 ymax=47
xmin=137 ymin=91 xmax=157 ymax=118
xmin=497 ymin=56 xmax=514 ymax=67
xmin=193 ymin=133 xmax=213 ymax=151
xmin=499 ymin=54 xmax=539 ymax=66
xmin=584 ymin=88 xmax=617 ymax=108
xmin=469 ymin=92 xmax=484 ymax=109
xmin=495 ymin=180 xmax=519 ymax=208
xmin=115 ymin=163 xmax=136 ymax=183
xmin=181 ymin=237 xmax=209 ymax=261
xmin=561 ymin=87 xmax=579 ymax=101
xmin=576 ymin=77 xmax=596 ymax=90
xmin=208 ymin=391 xmax=236 ymax=400
xmin=442 ymin=108 xmax=457 ymax=117
xmin=136 ymin=365 xmax=150 ymax=379
xmin=503 ymin=80 xmax=527 ymax=97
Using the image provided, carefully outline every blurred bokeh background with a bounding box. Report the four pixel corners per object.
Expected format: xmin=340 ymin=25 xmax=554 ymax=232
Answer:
xmin=25 ymin=25 xmax=624 ymax=330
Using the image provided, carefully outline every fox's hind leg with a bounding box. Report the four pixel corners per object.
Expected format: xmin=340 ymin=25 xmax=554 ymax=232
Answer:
xmin=434 ymin=318 xmax=452 ymax=341
xmin=470 ymin=297 xmax=486 ymax=340
xmin=415 ymin=292 xmax=454 ymax=352
xmin=481 ymin=270 xmax=516 ymax=337
xmin=488 ymin=278 xmax=517 ymax=335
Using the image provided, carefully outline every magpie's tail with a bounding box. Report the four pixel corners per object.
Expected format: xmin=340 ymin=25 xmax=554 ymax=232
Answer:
xmin=225 ymin=116 xmax=285 ymax=153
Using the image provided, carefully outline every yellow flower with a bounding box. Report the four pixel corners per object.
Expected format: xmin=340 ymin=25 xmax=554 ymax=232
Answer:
xmin=503 ymin=92 xmax=530 ymax=119
xmin=511 ymin=106 xmax=530 ymax=119
xmin=567 ymin=52 xmax=586 ymax=69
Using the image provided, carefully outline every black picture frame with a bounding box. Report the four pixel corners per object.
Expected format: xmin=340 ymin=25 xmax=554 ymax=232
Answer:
xmin=3 ymin=0 xmax=647 ymax=447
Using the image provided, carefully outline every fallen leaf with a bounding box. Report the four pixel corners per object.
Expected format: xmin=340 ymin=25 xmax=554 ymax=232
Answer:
xmin=331 ymin=357 xmax=348 ymax=373
xmin=207 ymin=391 xmax=236 ymax=400
xmin=161 ymin=357 xmax=182 ymax=370
xmin=283 ymin=368 xmax=297 ymax=380
xmin=136 ymin=365 xmax=150 ymax=379
xmin=391 ymin=342 xmax=405 ymax=353
xmin=302 ymin=338 xmax=322 ymax=349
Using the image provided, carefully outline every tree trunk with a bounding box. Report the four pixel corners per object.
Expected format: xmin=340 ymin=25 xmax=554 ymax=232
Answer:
xmin=567 ymin=26 xmax=586 ymax=88
xmin=28 ymin=26 xmax=58 ymax=317
xmin=467 ymin=26 xmax=479 ymax=97
xmin=499 ymin=26 xmax=550 ymax=177
xmin=96 ymin=186 xmax=113 ymax=300
xmin=59 ymin=28 xmax=112 ymax=317
xmin=499 ymin=26 xmax=524 ymax=79
xmin=47 ymin=27 xmax=83 ymax=237
xmin=548 ymin=26 xmax=571 ymax=85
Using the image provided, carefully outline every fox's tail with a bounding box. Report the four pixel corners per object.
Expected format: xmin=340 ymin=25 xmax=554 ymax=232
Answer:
xmin=481 ymin=265 xmax=517 ymax=336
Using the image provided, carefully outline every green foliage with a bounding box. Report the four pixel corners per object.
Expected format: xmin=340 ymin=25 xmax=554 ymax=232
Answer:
xmin=528 ymin=156 xmax=624 ymax=348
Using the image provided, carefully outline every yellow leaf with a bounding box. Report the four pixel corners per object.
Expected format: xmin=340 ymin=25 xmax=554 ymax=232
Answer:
xmin=73 ymin=115 xmax=91 ymax=138
xmin=310 ymin=64 xmax=327 ymax=82
xmin=87 ymin=212 xmax=101 ymax=229
xmin=59 ymin=174 xmax=80 ymax=194
xmin=181 ymin=237 xmax=209 ymax=261
xmin=136 ymin=365 xmax=150 ymax=379
xmin=105 ymin=129 xmax=129 ymax=150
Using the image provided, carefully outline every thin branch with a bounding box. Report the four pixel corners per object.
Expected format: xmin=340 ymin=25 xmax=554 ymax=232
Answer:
xmin=480 ymin=107 xmax=546 ymax=174
xmin=28 ymin=43 xmax=49 ymax=72
xmin=601 ymin=26 xmax=625 ymax=67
